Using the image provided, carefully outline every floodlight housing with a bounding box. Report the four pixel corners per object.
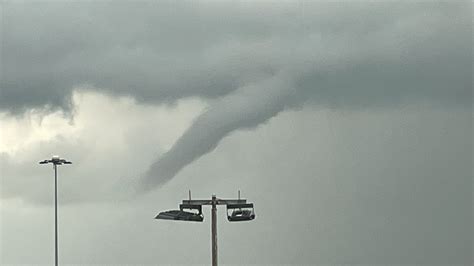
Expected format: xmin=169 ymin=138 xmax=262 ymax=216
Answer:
xmin=155 ymin=210 xmax=204 ymax=222
xmin=226 ymin=203 xmax=255 ymax=222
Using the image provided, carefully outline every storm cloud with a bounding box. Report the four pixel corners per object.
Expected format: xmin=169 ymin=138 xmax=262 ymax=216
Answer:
xmin=1 ymin=1 xmax=471 ymax=189
xmin=1 ymin=1 xmax=470 ymax=113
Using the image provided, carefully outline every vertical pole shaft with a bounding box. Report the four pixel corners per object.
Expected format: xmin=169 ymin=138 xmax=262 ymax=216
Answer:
xmin=54 ymin=164 xmax=58 ymax=266
xmin=211 ymin=195 xmax=217 ymax=266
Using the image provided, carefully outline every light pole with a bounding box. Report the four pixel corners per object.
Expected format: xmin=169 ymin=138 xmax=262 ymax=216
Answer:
xmin=39 ymin=155 xmax=72 ymax=266
xmin=155 ymin=191 xmax=255 ymax=266
xmin=211 ymin=195 xmax=218 ymax=266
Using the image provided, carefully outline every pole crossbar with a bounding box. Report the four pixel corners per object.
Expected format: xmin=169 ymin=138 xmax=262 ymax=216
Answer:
xmin=182 ymin=199 xmax=247 ymax=206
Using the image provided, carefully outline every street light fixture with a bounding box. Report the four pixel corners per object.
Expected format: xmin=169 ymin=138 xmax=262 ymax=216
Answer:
xmin=155 ymin=191 xmax=255 ymax=266
xmin=39 ymin=155 xmax=72 ymax=266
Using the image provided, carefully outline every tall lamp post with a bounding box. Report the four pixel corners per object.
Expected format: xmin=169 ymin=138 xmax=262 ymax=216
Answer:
xmin=39 ymin=155 xmax=72 ymax=266
xmin=155 ymin=191 xmax=255 ymax=266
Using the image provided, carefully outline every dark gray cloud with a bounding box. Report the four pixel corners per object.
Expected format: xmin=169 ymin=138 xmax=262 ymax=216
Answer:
xmin=1 ymin=1 xmax=471 ymax=113
xmin=1 ymin=0 xmax=471 ymax=191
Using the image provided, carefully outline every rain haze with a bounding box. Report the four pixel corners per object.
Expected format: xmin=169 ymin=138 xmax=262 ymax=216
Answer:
xmin=0 ymin=0 xmax=472 ymax=265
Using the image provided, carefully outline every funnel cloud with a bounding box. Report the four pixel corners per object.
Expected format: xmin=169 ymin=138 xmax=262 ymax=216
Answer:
xmin=140 ymin=75 xmax=296 ymax=189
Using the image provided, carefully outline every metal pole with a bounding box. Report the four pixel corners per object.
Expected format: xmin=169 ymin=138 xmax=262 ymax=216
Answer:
xmin=211 ymin=195 xmax=217 ymax=266
xmin=54 ymin=164 xmax=58 ymax=266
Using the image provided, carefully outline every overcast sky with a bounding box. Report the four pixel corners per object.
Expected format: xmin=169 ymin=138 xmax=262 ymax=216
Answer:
xmin=0 ymin=0 xmax=472 ymax=265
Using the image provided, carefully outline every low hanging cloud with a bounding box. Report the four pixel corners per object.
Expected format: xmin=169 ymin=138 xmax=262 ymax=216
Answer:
xmin=1 ymin=1 xmax=471 ymax=191
xmin=1 ymin=2 xmax=470 ymax=113
xmin=139 ymin=74 xmax=297 ymax=189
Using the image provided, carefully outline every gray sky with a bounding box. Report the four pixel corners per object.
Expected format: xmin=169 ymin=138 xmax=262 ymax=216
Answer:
xmin=0 ymin=0 xmax=472 ymax=265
